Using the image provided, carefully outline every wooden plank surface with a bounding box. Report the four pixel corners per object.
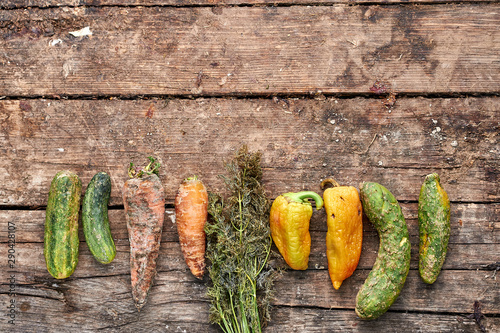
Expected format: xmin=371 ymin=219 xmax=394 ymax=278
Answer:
xmin=2 ymin=203 xmax=498 ymax=244
xmin=2 ymin=289 xmax=499 ymax=332
xmin=1 ymin=276 xmax=499 ymax=332
xmin=1 ymin=4 xmax=500 ymax=96
xmin=1 ymin=0 xmax=499 ymax=331
xmin=1 ymin=97 xmax=498 ymax=206
xmin=1 ymin=0 xmax=492 ymax=9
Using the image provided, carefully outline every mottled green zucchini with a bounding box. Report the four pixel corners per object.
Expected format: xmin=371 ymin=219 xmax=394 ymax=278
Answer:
xmin=82 ymin=172 xmax=116 ymax=264
xmin=418 ymin=173 xmax=450 ymax=284
xmin=355 ymin=182 xmax=411 ymax=320
xmin=44 ymin=170 xmax=82 ymax=279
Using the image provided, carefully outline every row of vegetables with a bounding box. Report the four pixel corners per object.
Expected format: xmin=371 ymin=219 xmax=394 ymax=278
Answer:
xmin=44 ymin=157 xmax=203 ymax=310
xmin=43 ymin=147 xmax=450 ymax=331
xmin=269 ymin=173 xmax=450 ymax=319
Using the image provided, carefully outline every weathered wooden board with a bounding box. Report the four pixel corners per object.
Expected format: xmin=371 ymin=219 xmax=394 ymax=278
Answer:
xmin=1 ymin=232 xmax=499 ymax=283
xmin=268 ymin=307 xmax=499 ymax=333
xmin=0 ymin=0 xmax=490 ymax=9
xmin=1 ymin=287 xmax=498 ymax=332
xmin=1 ymin=5 xmax=500 ymax=96
xmin=1 ymin=245 xmax=498 ymax=330
xmin=1 ymin=97 xmax=498 ymax=206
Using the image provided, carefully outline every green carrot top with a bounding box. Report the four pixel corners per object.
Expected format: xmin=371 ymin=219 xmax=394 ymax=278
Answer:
xmin=128 ymin=157 xmax=161 ymax=178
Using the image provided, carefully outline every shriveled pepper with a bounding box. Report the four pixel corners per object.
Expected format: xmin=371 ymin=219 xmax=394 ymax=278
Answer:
xmin=322 ymin=179 xmax=363 ymax=290
xmin=270 ymin=191 xmax=324 ymax=270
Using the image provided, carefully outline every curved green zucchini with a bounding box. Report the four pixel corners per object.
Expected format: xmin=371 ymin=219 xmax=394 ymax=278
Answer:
xmin=355 ymin=182 xmax=411 ymax=320
xmin=44 ymin=170 xmax=82 ymax=279
xmin=418 ymin=173 xmax=450 ymax=284
xmin=82 ymin=172 xmax=116 ymax=264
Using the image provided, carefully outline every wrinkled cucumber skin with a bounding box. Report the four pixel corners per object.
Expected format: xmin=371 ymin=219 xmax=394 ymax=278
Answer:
xmin=44 ymin=170 xmax=82 ymax=279
xmin=418 ymin=173 xmax=450 ymax=284
xmin=355 ymin=182 xmax=411 ymax=320
xmin=82 ymin=172 xmax=116 ymax=264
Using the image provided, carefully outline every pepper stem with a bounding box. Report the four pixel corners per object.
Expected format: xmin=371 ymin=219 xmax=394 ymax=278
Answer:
xmin=283 ymin=191 xmax=324 ymax=210
xmin=320 ymin=178 xmax=340 ymax=190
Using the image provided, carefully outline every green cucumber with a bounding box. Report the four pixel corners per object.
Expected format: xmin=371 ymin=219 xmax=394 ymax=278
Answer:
xmin=355 ymin=182 xmax=411 ymax=320
xmin=44 ymin=170 xmax=82 ymax=279
xmin=82 ymin=172 xmax=116 ymax=264
xmin=418 ymin=173 xmax=450 ymax=284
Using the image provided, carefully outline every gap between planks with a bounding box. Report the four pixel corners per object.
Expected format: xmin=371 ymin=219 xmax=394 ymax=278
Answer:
xmin=2 ymin=92 xmax=500 ymax=101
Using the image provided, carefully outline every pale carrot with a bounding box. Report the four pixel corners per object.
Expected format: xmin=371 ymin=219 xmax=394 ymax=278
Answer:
xmin=175 ymin=176 xmax=208 ymax=279
xmin=123 ymin=157 xmax=165 ymax=310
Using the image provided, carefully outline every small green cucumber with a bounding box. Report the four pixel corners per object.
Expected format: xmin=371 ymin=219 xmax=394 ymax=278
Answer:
xmin=44 ymin=170 xmax=82 ymax=279
xmin=82 ymin=172 xmax=116 ymax=264
xmin=418 ymin=173 xmax=451 ymax=284
xmin=355 ymin=182 xmax=411 ymax=320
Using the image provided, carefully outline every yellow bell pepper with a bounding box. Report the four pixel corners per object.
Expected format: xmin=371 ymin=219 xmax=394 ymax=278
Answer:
xmin=270 ymin=191 xmax=323 ymax=270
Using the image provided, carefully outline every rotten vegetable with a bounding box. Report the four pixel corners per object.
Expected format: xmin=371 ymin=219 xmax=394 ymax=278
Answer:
xmin=123 ymin=157 xmax=165 ymax=311
xmin=418 ymin=173 xmax=451 ymax=284
xmin=44 ymin=170 xmax=82 ymax=279
xmin=82 ymin=172 xmax=116 ymax=264
xmin=355 ymin=182 xmax=411 ymax=320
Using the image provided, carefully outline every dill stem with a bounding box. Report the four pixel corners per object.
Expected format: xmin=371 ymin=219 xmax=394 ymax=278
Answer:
xmin=229 ymin=290 xmax=242 ymax=333
xmin=218 ymin=301 xmax=233 ymax=333
xmin=245 ymin=271 xmax=261 ymax=333
xmin=238 ymin=191 xmax=244 ymax=244
xmin=256 ymin=236 xmax=272 ymax=277
xmin=239 ymin=291 xmax=250 ymax=333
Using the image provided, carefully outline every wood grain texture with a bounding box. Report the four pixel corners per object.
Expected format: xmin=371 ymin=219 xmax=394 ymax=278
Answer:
xmin=1 ymin=97 xmax=498 ymax=206
xmin=0 ymin=0 xmax=492 ymax=9
xmin=0 ymin=203 xmax=498 ymax=278
xmin=1 ymin=5 xmax=500 ymax=96
xmin=1 ymin=285 xmax=499 ymax=333
xmin=1 ymin=254 xmax=498 ymax=331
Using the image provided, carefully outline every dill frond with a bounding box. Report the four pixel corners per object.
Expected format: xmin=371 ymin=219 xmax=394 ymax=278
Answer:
xmin=205 ymin=145 xmax=281 ymax=333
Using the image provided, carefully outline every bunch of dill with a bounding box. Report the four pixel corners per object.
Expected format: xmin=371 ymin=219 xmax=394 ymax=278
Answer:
xmin=205 ymin=146 xmax=281 ymax=333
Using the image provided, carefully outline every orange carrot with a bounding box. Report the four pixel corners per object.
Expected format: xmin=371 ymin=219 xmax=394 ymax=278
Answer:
xmin=175 ymin=176 xmax=208 ymax=279
xmin=123 ymin=157 xmax=165 ymax=310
